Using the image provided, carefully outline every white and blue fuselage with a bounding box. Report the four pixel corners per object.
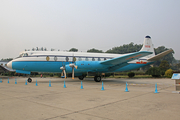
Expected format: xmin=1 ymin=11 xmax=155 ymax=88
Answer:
xmin=8 ymin=36 xmax=172 ymax=82
xmin=7 ymin=51 xmax=153 ymax=74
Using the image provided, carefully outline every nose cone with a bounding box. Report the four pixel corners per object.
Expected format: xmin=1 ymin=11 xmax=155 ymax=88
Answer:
xmin=7 ymin=61 xmax=12 ymax=69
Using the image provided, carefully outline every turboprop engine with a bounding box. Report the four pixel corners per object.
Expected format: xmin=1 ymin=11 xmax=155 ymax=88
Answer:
xmin=60 ymin=61 xmax=108 ymax=79
xmin=60 ymin=63 xmax=78 ymax=79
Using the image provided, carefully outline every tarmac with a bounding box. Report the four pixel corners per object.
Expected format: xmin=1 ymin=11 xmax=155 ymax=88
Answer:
xmin=0 ymin=76 xmax=180 ymax=120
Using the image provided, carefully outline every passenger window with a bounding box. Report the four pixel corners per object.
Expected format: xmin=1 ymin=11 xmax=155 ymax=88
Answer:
xmin=66 ymin=57 xmax=69 ymax=62
xmin=104 ymin=58 xmax=107 ymax=60
xmin=92 ymin=57 xmax=95 ymax=61
xmin=85 ymin=57 xmax=89 ymax=61
xmin=73 ymin=57 xmax=76 ymax=62
xmin=98 ymin=58 xmax=101 ymax=61
xmin=46 ymin=56 xmax=50 ymax=61
xmin=54 ymin=56 xmax=57 ymax=61
xmin=78 ymin=57 xmax=82 ymax=61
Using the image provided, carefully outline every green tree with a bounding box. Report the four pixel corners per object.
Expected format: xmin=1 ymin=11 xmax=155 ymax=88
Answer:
xmin=69 ymin=48 xmax=78 ymax=52
xmin=165 ymin=69 xmax=173 ymax=78
xmin=145 ymin=67 xmax=163 ymax=77
xmin=87 ymin=48 xmax=103 ymax=53
xmin=176 ymin=63 xmax=180 ymax=70
xmin=128 ymin=72 xmax=135 ymax=78
xmin=159 ymin=60 xmax=171 ymax=75
xmin=159 ymin=60 xmax=170 ymax=70
xmin=106 ymin=42 xmax=142 ymax=54
xmin=1 ymin=58 xmax=13 ymax=61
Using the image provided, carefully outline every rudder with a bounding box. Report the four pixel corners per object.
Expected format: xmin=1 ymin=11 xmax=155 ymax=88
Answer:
xmin=140 ymin=36 xmax=155 ymax=59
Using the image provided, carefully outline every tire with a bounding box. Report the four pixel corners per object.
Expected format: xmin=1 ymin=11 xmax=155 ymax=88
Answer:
xmin=78 ymin=76 xmax=84 ymax=80
xmin=28 ymin=78 xmax=32 ymax=83
xmin=94 ymin=76 xmax=101 ymax=82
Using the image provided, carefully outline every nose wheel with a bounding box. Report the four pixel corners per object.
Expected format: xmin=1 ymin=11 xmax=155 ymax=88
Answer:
xmin=28 ymin=78 xmax=32 ymax=83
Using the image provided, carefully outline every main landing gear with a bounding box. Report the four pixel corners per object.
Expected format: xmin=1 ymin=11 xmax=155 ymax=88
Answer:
xmin=27 ymin=78 xmax=32 ymax=83
xmin=94 ymin=76 xmax=101 ymax=82
xmin=78 ymin=76 xmax=101 ymax=82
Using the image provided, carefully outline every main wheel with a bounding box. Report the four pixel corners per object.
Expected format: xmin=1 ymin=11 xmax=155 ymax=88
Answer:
xmin=78 ymin=76 xmax=84 ymax=80
xmin=28 ymin=78 xmax=32 ymax=83
xmin=94 ymin=76 xmax=101 ymax=82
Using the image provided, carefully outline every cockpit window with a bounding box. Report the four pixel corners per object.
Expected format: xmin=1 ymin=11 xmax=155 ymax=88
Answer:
xmin=19 ymin=53 xmax=23 ymax=58
xmin=23 ymin=53 xmax=28 ymax=57
xmin=18 ymin=53 xmax=28 ymax=58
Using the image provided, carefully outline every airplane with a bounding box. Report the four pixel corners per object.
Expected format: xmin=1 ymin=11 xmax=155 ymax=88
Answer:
xmin=6 ymin=36 xmax=173 ymax=82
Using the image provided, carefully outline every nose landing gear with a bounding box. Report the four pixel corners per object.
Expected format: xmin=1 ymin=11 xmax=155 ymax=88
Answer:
xmin=78 ymin=76 xmax=84 ymax=80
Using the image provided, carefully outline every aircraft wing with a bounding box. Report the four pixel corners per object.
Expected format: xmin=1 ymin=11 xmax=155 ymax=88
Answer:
xmin=147 ymin=49 xmax=173 ymax=61
xmin=100 ymin=51 xmax=152 ymax=65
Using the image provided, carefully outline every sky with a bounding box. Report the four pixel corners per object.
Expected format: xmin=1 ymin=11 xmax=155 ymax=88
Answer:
xmin=0 ymin=0 xmax=180 ymax=59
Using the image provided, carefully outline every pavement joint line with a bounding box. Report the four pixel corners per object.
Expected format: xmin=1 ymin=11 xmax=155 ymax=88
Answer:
xmin=0 ymin=78 xmax=177 ymax=120
xmin=0 ymin=89 xmax=85 ymax=100
xmin=45 ymin=90 xmax=164 ymax=120
xmin=1 ymin=83 xmax=171 ymax=120
xmin=60 ymin=85 xmax=175 ymax=118
xmin=1 ymin=87 xmax=112 ymax=120
xmin=158 ymin=85 xmax=174 ymax=91
xmin=45 ymin=111 xmax=112 ymax=120
xmin=0 ymin=92 xmax=73 ymax=112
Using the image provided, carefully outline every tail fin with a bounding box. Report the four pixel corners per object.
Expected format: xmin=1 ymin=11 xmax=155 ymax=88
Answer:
xmin=140 ymin=36 xmax=155 ymax=59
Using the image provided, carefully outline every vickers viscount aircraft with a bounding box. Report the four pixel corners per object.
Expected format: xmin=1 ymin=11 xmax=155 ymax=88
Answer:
xmin=7 ymin=36 xmax=173 ymax=82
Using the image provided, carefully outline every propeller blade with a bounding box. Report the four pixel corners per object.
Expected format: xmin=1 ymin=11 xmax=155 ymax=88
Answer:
xmin=64 ymin=70 xmax=66 ymax=78
xmin=72 ymin=67 xmax=74 ymax=79
xmin=60 ymin=66 xmax=66 ymax=78
xmin=69 ymin=63 xmax=77 ymax=79
xmin=61 ymin=71 xmax=63 ymax=76
xmin=74 ymin=65 xmax=78 ymax=69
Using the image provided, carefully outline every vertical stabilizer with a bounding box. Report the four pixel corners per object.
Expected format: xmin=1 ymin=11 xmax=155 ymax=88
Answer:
xmin=140 ymin=36 xmax=155 ymax=59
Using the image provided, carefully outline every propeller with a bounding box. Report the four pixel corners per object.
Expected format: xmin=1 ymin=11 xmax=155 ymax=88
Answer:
xmin=69 ymin=63 xmax=78 ymax=79
xmin=60 ymin=65 xmax=66 ymax=78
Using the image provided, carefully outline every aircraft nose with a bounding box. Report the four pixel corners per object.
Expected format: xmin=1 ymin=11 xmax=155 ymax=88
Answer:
xmin=7 ymin=61 xmax=12 ymax=69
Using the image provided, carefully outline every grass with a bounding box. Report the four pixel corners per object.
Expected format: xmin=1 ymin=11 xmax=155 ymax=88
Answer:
xmin=108 ymin=75 xmax=152 ymax=78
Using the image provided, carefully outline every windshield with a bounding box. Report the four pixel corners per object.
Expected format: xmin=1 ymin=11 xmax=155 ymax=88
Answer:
xmin=19 ymin=53 xmax=23 ymax=58
xmin=16 ymin=53 xmax=28 ymax=58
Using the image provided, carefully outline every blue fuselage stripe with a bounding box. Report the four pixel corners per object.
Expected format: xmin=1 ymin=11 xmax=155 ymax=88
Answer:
xmin=12 ymin=61 xmax=153 ymax=73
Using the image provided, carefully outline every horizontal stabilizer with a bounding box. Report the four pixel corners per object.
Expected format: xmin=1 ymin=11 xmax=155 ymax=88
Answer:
xmin=101 ymin=51 xmax=152 ymax=65
xmin=147 ymin=49 xmax=173 ymax=61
